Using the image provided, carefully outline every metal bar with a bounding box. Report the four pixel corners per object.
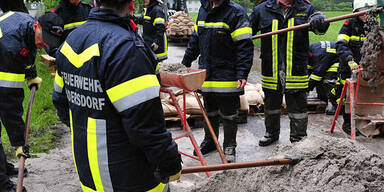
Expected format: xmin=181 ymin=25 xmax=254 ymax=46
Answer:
xmin=193 ymin=92 xmax=228 ymax=164
xmin=182 ymin=158 xmax=293 ymax=174
xmin=17 ymin=86 xmax=36 ymax=192
xmin=330 ymin=82 xmax=348 ymax=133
xmin=349 ymin=82 xmax=356 ymax=140
xmin=178 ymin=151 xmax=200 ymax=161
xmin=173 ymin=134 xmax=189 ymax=140
xmin=252 ymin=7 xmax=383 ymax=40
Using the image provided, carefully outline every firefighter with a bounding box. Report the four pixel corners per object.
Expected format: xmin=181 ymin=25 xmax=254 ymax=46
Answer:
xmin=0 ymin=12 xmax=64 ymax=192
xmin=52 ymin=0 xmax=182 ymax=190
xmin=250 ymin=0 xmax=329 ymax=146
xmin=182 ymin=0 xmax=254 ymax=162
xmin=49 ymin=0 xmax=92 ymax=56
xmin=336 ymin=0 xmax=376 ymax=134
xmin=308 ymin=41 xmax=340 ymax=115
xmin=135 ymin=0 xmax=168 ymax=61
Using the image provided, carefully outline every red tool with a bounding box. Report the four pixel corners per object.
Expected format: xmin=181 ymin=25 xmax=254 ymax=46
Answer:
xmin=16 ymin=86 xmax=36 ymax=192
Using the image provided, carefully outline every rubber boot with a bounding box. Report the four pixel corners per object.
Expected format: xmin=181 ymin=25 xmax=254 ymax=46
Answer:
xmin=259 ymin=132 xmax=279 ymax=146
xmin=325 ymin=101 xmax=336 ymax=115
xmin=222 ymin=119 xmax=237 ymax=163
xmin=193 ymin=116 xmax=219 ymax=156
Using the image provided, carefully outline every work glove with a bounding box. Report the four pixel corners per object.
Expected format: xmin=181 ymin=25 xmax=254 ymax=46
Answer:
xmin=27 ymin=77 xmax=42 ymax=90
xmin=169 ymin=170 xmax=181 ymax=182
xmin=309 ymin=12 xmax=329 ymax=35
xmin=308 ymin=79 xmax=317 ymax=92
xmin=16 ymin=145 xmax=30 ymax=159
xmin=348 ymin=60 xmax=359 ymax=70
xmin=151 ymin=43 xmax=159 ymax=51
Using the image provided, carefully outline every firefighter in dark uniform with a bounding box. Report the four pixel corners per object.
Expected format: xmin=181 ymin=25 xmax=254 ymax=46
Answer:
xmin=182 ymin=0 xmax=254 ymax=162
xmin=308 ymin=41 xmax=340 ymax=115
xmin=0 ymin=12 xmax=64 ymax=192
xmin=49 ymin=0 xmax=92 ymax=55
xmin=250 ymin=0 xmax=329 ymax=146
xmin=135 ymin=0 xmax=168 ymax=61
xmin=336 ymin=0 xmax=376 ymax=134
xmin=52 ymin=0 xmax=182 ymax=190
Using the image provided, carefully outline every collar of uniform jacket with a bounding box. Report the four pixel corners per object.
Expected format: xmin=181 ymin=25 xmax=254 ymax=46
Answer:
xmin=266 ymin=0 xmax=307 ymax=11
xmin=88 ymin=8 xmax=135 ymax=32
xmin=200 ymin=0 xmax=230 ymax=11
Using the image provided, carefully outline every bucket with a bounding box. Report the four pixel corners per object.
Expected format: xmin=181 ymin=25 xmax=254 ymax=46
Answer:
xmin=160 ymin=69 xmax=206 ymax=91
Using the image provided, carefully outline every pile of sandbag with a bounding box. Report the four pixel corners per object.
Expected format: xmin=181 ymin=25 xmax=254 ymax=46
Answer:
xmin=167 ymin=11 xmax=194 ymax=36
xmin=161 ymin=90 xmax=203 ymax=116
xmin=244 ymin=83 xmax=264 ymax=107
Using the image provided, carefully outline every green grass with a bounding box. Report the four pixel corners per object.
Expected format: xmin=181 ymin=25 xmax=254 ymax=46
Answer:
xmin=1 ymin=51 xmax=60 ymax=159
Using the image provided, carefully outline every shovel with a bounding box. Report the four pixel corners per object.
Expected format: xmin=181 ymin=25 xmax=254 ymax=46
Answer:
xmin=16 ymin=86 xmax=36 ymax=192
xmin=252 ymin=7 xmax=383 ymax=40
xmin=181 ymin=153 xmax=324 ymax=174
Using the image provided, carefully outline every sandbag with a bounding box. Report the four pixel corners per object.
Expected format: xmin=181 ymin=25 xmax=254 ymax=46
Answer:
xmin=176 ymin=92 xmax=203 ymax=114
xmin=246 ymin=91 xmax=263 ymax=106
xmin=240 ymin=95 xmax=249 ymax=111
xmin=162 ymin=101 xmax=178 ymax=116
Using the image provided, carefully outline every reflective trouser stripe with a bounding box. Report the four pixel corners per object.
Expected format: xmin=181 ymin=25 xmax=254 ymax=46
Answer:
xmin=201 ymin=81 xmax=242 ymax=92
xmin=156 ymin=33 xmax=167 ymax=60
xmin=147 ymin=183 xmax=169 ymax=192
xmin=0 ymin=12 xmax=15 ymax=38
xmin=107 ymin=74 xmax=160 ymax=112
xmin=87 ymin=117 xmax=113 ymax=192
xmin=70 ymin=111 xmax=85 ymax=191
xmin=286 ymin=18 xmax=294 ymax=77
xmin=310 ymin=74 xmax=322 ymax=81
xmin=0 ymin=72 xmax=25 ymax=88
xmin=64 ymin=20 xmax=87 ymax=29
xmin=288 ymin=112 xmax=308 ymax=119
xmin=54 ymin=71 xmax=64 ymax=93
xmin=231 ymin=27 xmax=252 ymax=42
xmin=60 ymin=42 xmax=100 ymax=68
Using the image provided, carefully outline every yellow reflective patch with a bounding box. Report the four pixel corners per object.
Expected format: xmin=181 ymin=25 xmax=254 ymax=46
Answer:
xmin=326 ymin=48 xmax=336 ymax=53
xmin=286 ymin=18 xmax=294 ymax=77
xmin=153 ymin=18 xmax=165 ymax=26
xmin=55 ymin=71 xmax=64 ymax=88
xmin=307 ymin=65 xmax=313 ymax=69
xmin=156 ymin=33 xmax=168 ymax=58
xmin=296 ymin=13 xmax=307 ymax=17
xmin=60 ymin=42 xmax=100 ymax=68
xmin=0 ymin=72 xmax=25 ymax=82
xmin=64 ymin=20 xmax=87 ymax=29
xmin=197 ymin=21 xmax=229 ymax=29
xmin=87 ymin=117 xmax=104 ymax=192
xmin=272 ymin=19 xmax=279 ymax=81
xmin=337 ymin=34 xmax=350 ymax=42
xmin=202 ymin=81 xmax=237 ymax=88
xmin=147 ymin=183 xmax=167 ymax=192
xmin=107 ymin=74 xmax=160 ymax=103
xmin=350 ymin=36 xmax=366 ymax=40
xmin=230 ymin=27 xmax=252 ymax=39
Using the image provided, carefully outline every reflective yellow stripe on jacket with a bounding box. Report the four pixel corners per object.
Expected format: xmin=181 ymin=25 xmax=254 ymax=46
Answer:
xmin=261 ymin=19 xmax=278 ymax=90
xmin=200 ymin=81 xmax=242 ymax=93
xmin=64 ymin=20 xmax=87 ymax=29
xmin=156 ymin=33 xmax=168 ymax=60
xmin=153 ymin=18 xmax=165 ymax=26
xmin=310 ymin=74 xmax=322 ymax=81
xmin=60 ymin=42 xmax=100 ymax=68
xmin=54 ymin=71 xmax=64 ymax=93
xmin=0 ymin=11 xmax=15 ymax=38
xmin=285 ymin=18 xmax=308 ymax=89
xmin=327 ymin=63 xmax=339 ymax=72
xmin=197 ymin=21 xmax=229 ymax=29
xmin=106 ymin=74 xmax=160 ymax=112
xmin=231 ymin=27 xmax=252 ymax=42
xmin=0 ymin=72 xmax=25 ymax=88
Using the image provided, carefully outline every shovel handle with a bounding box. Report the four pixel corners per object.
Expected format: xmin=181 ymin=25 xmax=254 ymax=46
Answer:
xmin=181 ymin=158 xmax=293 ymax=174
xmin=16 ymin=86 xmax=36 ymax=192
xmin=252 ymin=7 xmax=383 ymax=40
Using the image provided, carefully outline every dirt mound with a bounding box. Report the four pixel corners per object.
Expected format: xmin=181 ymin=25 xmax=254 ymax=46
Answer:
xmin=194 ymin=135 xmax=384 ymax=192
xmin=159 ymin=62 xmax=189 ymax=74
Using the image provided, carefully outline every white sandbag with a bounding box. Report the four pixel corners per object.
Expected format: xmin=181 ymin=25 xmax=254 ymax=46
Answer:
xmin=162 ymin=101 xmax=178 ymax=116
xmin=240 ymin=95 xmax=249 ymax=111
xmin=176 ymin=92 xmax=203 ymax=114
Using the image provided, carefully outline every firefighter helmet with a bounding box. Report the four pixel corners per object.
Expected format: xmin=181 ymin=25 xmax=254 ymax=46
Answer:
xmin=353 ymin=0 xmax=377 ymax=12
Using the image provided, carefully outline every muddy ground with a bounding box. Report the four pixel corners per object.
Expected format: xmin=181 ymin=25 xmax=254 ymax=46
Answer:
xmin=14 ymin=42 xmax=384 ymax=191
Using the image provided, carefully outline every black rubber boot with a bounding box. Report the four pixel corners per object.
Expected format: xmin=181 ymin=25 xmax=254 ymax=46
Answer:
xmin=222 ymin=119 xmax=237 ymax=163
xmin=259 ymin=132 xmax=279 ymax=147
xmin=193 ymin=116 xmax=219 ymax=156
xmin=325 ymin=102 xmax=336 ymax=115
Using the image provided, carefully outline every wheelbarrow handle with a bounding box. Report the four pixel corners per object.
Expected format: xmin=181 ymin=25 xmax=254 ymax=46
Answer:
xmin=16 ymin=86 xmax=37 ymax=192
xmin=252 ymin=7 xmax=383 ymax=40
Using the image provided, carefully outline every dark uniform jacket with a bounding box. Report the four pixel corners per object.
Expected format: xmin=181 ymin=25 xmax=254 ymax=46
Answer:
xmin=250 ymin=0 xmax=326 ymax=93
xmin=52 ymin=1 xmax=91 ymax=45
xmin=53 ymin=8 xmax=181 ymax=191
xmin=182 ymin=0 xmax=254 ymax=96
xmin=0 ymin=12 xmax=37 ymax=146
xmin=308 ymin=41 xmax=339 ymax=82
xmin=336 ymin=18 xmax=365 ymax=78
xmin=136 ymin=1 xmax=168 ymax=61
